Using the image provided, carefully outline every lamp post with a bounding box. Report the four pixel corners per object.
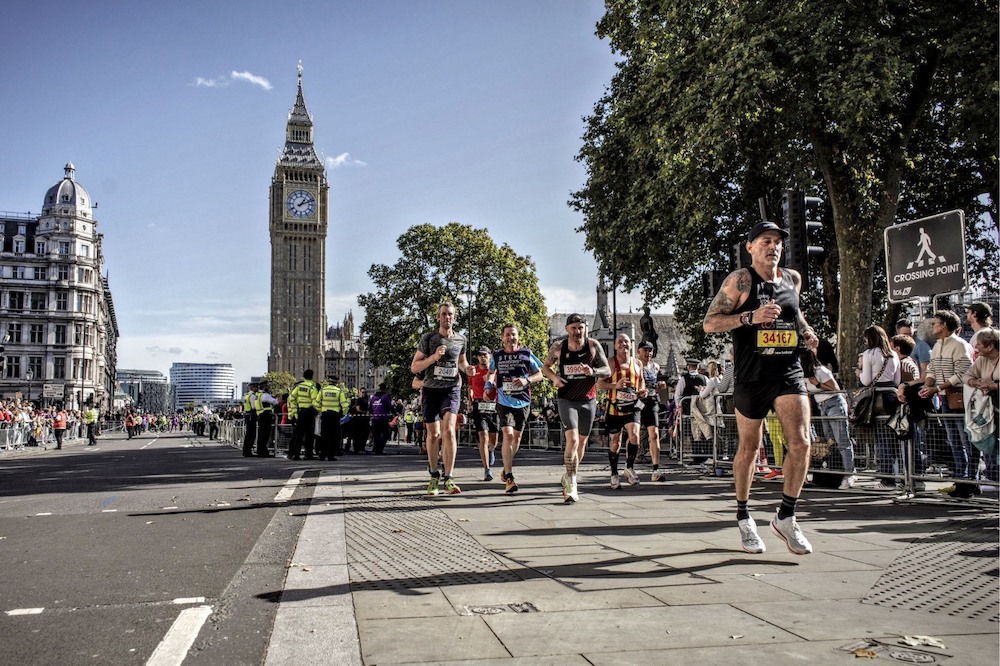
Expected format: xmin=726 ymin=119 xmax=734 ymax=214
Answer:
xmin=463 ymin=286 xmax=475 ymax=354
xmin=26 ymin=368 xmax=33 ymax=404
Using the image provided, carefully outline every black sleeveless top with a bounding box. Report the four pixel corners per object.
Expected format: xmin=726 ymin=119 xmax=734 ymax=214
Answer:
xmin=558 ymin=339 xmax=601 ymax=401
xmin=732 ymin=267 xmax=804 ymax=384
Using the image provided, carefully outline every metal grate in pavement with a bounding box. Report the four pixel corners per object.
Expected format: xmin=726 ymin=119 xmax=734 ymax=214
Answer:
xmin=343 ymin=495 xmax=521 ymax=592
xmin=862 ymin=516 xmax=999 ymax=623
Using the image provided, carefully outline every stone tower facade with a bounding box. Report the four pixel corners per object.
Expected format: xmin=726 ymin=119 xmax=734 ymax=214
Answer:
xmin=268 ymin=64 xmax=328 ymax=376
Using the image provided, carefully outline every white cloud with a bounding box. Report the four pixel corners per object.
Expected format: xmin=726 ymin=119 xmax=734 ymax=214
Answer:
xmin=191 ymin=71 xmax=272 ymax=90
xmin=193 ymin=76 xmax=226 ymax=88
xmin=326 ymin=152 xmax=367 ymax=169
xmin=230 ymin=70 xmax=272 ymax=90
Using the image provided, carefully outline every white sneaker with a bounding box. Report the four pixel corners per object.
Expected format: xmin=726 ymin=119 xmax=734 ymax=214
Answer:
xmin=738 ymin=517 xmax=766 ymax=554
xmin=651 ymin=469 xmax=666 ymax=482
xmin=769 ymin=510 xmax=813 ymax=555
xmin=838 ymin=475 xmax=857 ymax=490
xmin=623 ymin=468 xmax=640 ymax=486
xmin=562 ymin=474 xmax=579 ymax=503
xmin=609 ymin=474 xmax=620 ymax=490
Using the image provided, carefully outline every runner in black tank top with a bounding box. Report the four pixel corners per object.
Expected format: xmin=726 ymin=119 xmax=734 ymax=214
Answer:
xmin=542 ymin=314 xmax=611 ymax=503
xmin=703 ymin=222 xmax=820 ymax=557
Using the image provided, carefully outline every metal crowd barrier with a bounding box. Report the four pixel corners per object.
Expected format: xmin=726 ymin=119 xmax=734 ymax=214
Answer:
xmin=680 ymin=389 xmax=997 ymax=502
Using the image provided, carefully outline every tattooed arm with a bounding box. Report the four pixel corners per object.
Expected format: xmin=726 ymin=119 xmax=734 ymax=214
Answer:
xmin=702 ymin=268 xmax=752 ymax=333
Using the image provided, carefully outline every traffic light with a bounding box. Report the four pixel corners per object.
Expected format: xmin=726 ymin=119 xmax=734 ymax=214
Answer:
xmin=702 ymin=269 xmax=729 ymax=300
xmin=730 ymin=243 xmax=751 ymax=271
xmin=782 ymin=189 xmax=825 ymax=284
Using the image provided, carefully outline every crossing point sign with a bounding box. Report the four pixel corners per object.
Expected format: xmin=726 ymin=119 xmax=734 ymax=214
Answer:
xmin=884 ymin=210 xmax=967 ymax=303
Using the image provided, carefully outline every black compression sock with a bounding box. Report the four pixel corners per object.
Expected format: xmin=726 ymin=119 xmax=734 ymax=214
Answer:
xmin=736 ymin=499 xmax=750 ymax=521
xmin=609 ymin=450 xmax=620 ymax=476
xmin=626 ymin=443 xmax=638 ymax=469
xmin=778 ymin=493 xmax=797 ymax=520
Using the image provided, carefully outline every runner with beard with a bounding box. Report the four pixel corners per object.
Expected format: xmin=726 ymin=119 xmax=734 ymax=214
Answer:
xmin=542 ymin=314 xmax=611 ymax=503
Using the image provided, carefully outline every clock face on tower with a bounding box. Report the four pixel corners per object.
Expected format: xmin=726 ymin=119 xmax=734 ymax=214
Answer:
xmin=286 ymin=190 xmax=316 ymax=218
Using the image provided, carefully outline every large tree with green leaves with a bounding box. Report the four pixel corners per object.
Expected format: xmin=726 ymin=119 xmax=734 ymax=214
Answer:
xmin=572 ymin=0 xmax=998 ymax=380
xmin=358 ymin=223 xmax=550 ymax=397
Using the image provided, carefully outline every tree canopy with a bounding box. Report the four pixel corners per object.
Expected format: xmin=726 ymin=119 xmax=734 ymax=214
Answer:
xmin=358 ymin=223 xmax=550 ymax=397
xmin=572 ymin=0 xmax=998 ymax=379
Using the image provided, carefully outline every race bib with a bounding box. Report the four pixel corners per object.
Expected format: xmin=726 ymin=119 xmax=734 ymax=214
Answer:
xmin=502 ymin=380 xmax=524 ymax=394
xmin=756 ymin=325 xmax=798 ymax=350
xmin=476 ymin=401 xmax=496 ymax=413
xmin=433 ymin=365 xmax=458 ymax=379
xmin=615 ymin=387 xmax=638 ymax=409
xmin=563 ymin=363 xmax=589 ymax=378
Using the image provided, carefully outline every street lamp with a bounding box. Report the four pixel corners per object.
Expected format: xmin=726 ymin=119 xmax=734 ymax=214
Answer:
xmin=463 ymin=285 xmax=475 ymax=354
xmin=26 ymin=368 xmax=33 ymax=404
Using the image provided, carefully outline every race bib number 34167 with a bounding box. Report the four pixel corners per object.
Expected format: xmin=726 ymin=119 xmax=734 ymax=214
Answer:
xmin=756 ymin=329 xmax=798 ymax=348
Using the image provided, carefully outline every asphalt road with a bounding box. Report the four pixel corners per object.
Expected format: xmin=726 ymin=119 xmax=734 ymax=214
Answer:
xmin=0 ymin=430 xmax=310 ymax=665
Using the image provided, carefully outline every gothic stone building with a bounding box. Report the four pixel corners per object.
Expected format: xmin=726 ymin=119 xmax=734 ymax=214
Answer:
xmin=268 ymin=65 xmax=329 ymax=376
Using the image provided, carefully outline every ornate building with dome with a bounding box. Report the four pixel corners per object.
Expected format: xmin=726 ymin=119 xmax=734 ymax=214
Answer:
xmin=267 ymin=64 xmax=329 ymax=376
xmin=0 ymin=163 xmax=119 ymax=410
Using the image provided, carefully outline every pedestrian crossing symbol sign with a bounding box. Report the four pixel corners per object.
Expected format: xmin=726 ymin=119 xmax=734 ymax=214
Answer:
xmin=884 ymin=210 xmax=967 ymax=303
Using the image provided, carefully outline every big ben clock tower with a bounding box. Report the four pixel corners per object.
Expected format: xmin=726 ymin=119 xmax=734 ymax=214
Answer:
xmin=268 ymin=63 xmax=328 ymax=375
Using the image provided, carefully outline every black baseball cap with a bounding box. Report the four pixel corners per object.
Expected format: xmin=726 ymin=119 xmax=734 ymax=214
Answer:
xmin=747 ymin=221 xmax=790 ymax=243
xmin=566 ymin=313 xmax=586 ymax=326
xmin=476 ymin=346 xmax=491 ymax=355
xmin=638 ymin=341 xmax=654 ymax=350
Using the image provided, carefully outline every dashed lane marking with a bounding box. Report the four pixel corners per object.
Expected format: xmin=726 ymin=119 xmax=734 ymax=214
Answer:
xmin=145 ymin=604 xmax=212 ymax=666
xmin=172 ymin=597 xmax=206 ymax=605
xmin=6 ymin=608 xmax=45 ymax=615
xmin=274 ymin=470 xmax=305 ymax=503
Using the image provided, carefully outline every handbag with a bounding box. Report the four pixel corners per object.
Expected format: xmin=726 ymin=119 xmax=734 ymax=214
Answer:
xmin=886 ymin=403 xmax=912 ymax=440
xmin=848 ymin=356 xmax=890 ymax=425
xmin=943 ymin=386 xmax=965 ymax=411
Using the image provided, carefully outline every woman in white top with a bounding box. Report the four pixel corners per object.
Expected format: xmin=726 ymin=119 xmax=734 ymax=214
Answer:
xmin=856 ymin=325 xmax=902 ymax=489
xmin=800 ymin=348 xmax=855 ymax=489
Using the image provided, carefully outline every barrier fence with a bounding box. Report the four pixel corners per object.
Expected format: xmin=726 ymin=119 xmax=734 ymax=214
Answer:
xmin=210 ymin=395 xmax=997 ymax=503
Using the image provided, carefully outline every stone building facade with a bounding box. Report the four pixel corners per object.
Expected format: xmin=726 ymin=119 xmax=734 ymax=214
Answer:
xmin=0 ymin=163 xmax=119 ymax=410
xmin=268 ymin=64 xmax=329 ymax=376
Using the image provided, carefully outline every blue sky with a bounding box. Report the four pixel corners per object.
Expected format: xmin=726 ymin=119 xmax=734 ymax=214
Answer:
xmin=1 ymin=0 xmax=656 ymax=382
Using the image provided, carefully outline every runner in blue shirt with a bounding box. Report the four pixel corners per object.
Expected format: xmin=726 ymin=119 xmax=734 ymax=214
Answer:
xmin=490 ymin=323 xmax=544 ymax=494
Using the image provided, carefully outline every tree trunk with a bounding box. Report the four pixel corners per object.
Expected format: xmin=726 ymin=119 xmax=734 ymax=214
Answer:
xmin=833 ymin=238 xmax=874 ymax=388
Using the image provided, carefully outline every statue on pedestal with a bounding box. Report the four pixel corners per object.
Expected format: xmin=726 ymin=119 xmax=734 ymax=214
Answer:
xmin=639 ymin=304 xmax=658 ymax=356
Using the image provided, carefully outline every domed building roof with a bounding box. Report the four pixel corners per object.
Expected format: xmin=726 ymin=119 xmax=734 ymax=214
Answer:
xmin=42 ymin=162 xmax=93 ymax=217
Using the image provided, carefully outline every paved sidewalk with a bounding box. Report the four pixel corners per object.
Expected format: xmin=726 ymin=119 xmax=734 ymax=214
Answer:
xmin=264 ymin=446 xmax=998 ymax=665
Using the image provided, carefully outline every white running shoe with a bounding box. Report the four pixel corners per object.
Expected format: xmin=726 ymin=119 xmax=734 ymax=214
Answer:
xmin=838 ymin=474 xmax=857 ymax=490
xmin=770 ymin=510 xmax=813 ymax=555
xmin=609 ymin=474 xmax=620 ymax=490
xmin=623 ymin=468 xmax=640 ymax=486
xmin=561 ymin=474 xmax=579 ymax=503
xmin=738 ymin=516 xmax=766 ymax=554
xmin=651 ymin=469 xmax=666 ymax=482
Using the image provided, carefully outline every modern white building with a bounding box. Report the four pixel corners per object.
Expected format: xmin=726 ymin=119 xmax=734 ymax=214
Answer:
xmin=169 ymin=363 xmax=235 ymax=411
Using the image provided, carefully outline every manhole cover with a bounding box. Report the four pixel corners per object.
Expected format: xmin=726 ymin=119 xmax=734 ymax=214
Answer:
xmin=343 ymin=495 xmax=521 ymax=592
xmin=863 ymin=516 xmax=998 ymax=623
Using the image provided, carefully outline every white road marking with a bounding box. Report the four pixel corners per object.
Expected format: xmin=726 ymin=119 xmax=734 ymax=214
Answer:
xmin=274 ymin=470 xmax=305 ymax=503
xmin=5 ymin=608 xmax=44 ymax=615
xmin=145 ymin=604 xmax=212 ymax=666
xmin=172 ymin=597 xmax=206 ymax=605
xmin=140 ymin=439 xmax=159 ymax=450
xmin=102 ymin=509 xmax=118 ymax=513
xmin=35 ymin=513 xmax=52 ymax=516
